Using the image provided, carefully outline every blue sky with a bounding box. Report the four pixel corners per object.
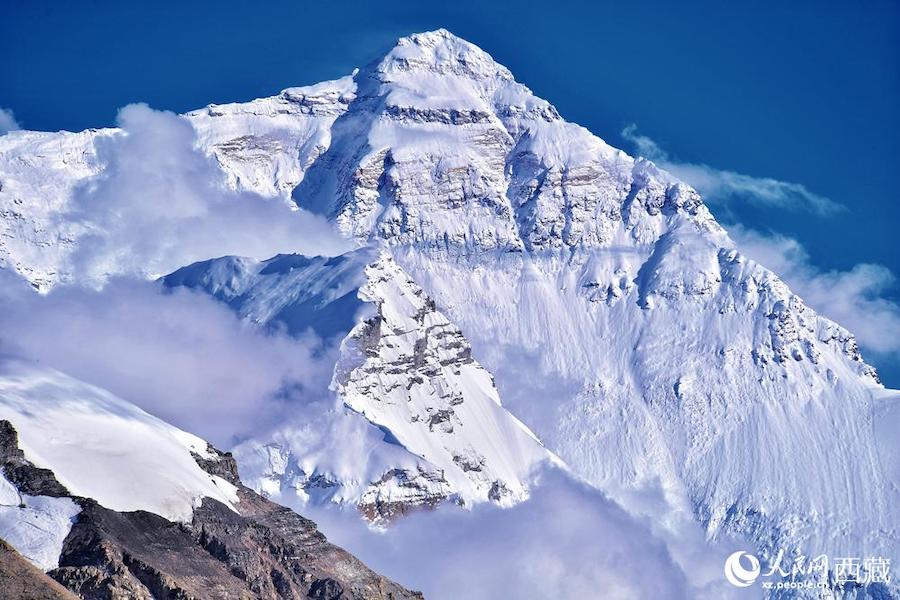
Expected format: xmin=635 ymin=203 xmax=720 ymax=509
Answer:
xmin=2 ymin=0 xmax=898 ymax=384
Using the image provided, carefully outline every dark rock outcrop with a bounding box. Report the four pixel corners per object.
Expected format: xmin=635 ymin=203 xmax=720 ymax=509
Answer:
xmin=50 ymin=500 xmax=254 ymax=600
xmin=0 ymin=539 xmax=78 ymax=600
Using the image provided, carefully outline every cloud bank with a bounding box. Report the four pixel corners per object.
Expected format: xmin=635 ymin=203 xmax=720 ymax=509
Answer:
xmin=298 ymin=467 xmax=744 ymax=600
xmin=0 ymin=271 xmax=337 ymax=446
xmin=621 ymin=124 xmax=843 ymax=215
xmin=63 ymin=103 xmax=351 ymax=284
xmin=730 ymin=226 xmax=900 ymax=357
xmin=0 ymin=108 xmax=20 ymax=135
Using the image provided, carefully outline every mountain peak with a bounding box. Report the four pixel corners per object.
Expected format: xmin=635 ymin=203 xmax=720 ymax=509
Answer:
xmin=374 ymin=29 xmax=513 ymax=83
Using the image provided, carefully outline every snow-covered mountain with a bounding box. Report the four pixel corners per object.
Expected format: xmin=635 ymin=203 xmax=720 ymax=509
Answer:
xmin=0 ymin=359 xmax=422 ymax=598
xmin=0 ymin=27 xmax=898 ymax=595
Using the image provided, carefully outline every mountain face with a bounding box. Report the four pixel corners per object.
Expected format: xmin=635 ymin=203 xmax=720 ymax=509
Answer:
xmin=0 ymin=361 xmax=422 ymax=599
xmin=0 ymin=27 xmax=898 ymax=595
xmin=164 ymin=250 xmax=555 ymax=519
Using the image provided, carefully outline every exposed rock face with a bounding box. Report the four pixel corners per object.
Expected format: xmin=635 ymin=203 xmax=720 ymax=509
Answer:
xmin=0 ymin=421 xmax=69 ymax=499
xmin=356 ymin=467 xmax=449 ymax=522
xmin=51 ymin=501 xmax=252 ymax=600
xmin=0 ymin=539 xmax=78 ymax=600
xmin=0 ymin=420 xmax=422 ymax=599
xmin=52 ymin=492 xmax=420 ymax=600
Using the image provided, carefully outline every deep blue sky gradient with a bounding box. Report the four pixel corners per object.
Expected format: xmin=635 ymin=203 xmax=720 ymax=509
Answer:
xmin=2 ymin=0 xmax=898 ymax=382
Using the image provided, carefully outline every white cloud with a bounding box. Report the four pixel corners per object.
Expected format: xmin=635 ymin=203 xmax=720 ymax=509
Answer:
xmin=0 ymin=271 xmax=338 ymax=446
xmin=731 ymin=225 xmax=900 ymax=357
xmin=63 ymin=103 xmax=352 ymax=284
xmin=621 ymin=123 xmax=667 ymax=161
xmin=297 ymin=467 xmax=746 ymax=600
xmin=0 ymin=108 xmax=20 ymax=135
xmin=621 ymin=124 xmax=843 ymax=215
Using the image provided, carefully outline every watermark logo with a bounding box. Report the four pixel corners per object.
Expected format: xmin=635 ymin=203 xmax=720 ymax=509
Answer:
xmin=724 ymin=551 xmax=761 ymax=587
xmin=723 ymin=549 xmax=893 ymax=591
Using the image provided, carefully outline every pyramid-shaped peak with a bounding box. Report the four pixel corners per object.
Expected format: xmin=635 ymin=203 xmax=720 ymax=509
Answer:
xmin=399 ymin=28 xmax=475 ymax=49
xmin=376 ymin=29 xmax=514 ymax=82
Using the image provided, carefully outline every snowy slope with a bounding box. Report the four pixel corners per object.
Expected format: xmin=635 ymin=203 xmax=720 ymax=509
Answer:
xmin=297 ymin=29 xmax=894 ymax=565
xmin=0 ymin=472 xmax=79 ymax=571
xmin=186 ymin=74 xmax=355 ymax=200
xmin=163 ymin=249 xmax=372 ymax=340
xmin=0 ymin=360 xmax=239 ymax=523
xmin=0 ymin=128 xmax=114 ymax=288
xmin=206 ymin=28 xmax=900 ymax=563
xmin=289 ymin=30 xmax=894 ymax=564
xmin=395 ymin=250 xmax=898 ymax=561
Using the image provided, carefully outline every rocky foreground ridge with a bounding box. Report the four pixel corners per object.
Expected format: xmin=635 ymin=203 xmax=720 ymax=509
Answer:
xmin=0 ymin=365 xmax=422 ymax=600
xmin=0 ymin=419 xmax=421 ymax=600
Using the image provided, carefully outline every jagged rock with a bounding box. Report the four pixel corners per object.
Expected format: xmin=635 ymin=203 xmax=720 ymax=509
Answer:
xmin=50 ymin=500 xmax=251 ymax=600
xmin=191 ymin=444 xmax=242 ymax=486
xmin=358 ymin=468 xmax=450 ymax=522
xmin=334 ymin=254 xmax=554 ymax=510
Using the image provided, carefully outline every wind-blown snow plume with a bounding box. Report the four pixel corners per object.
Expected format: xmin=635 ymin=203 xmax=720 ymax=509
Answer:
xmin=0 ymin=108 xmax=20 ymax=135
xmin=621 ymin=124 xmax=843 ymax=215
